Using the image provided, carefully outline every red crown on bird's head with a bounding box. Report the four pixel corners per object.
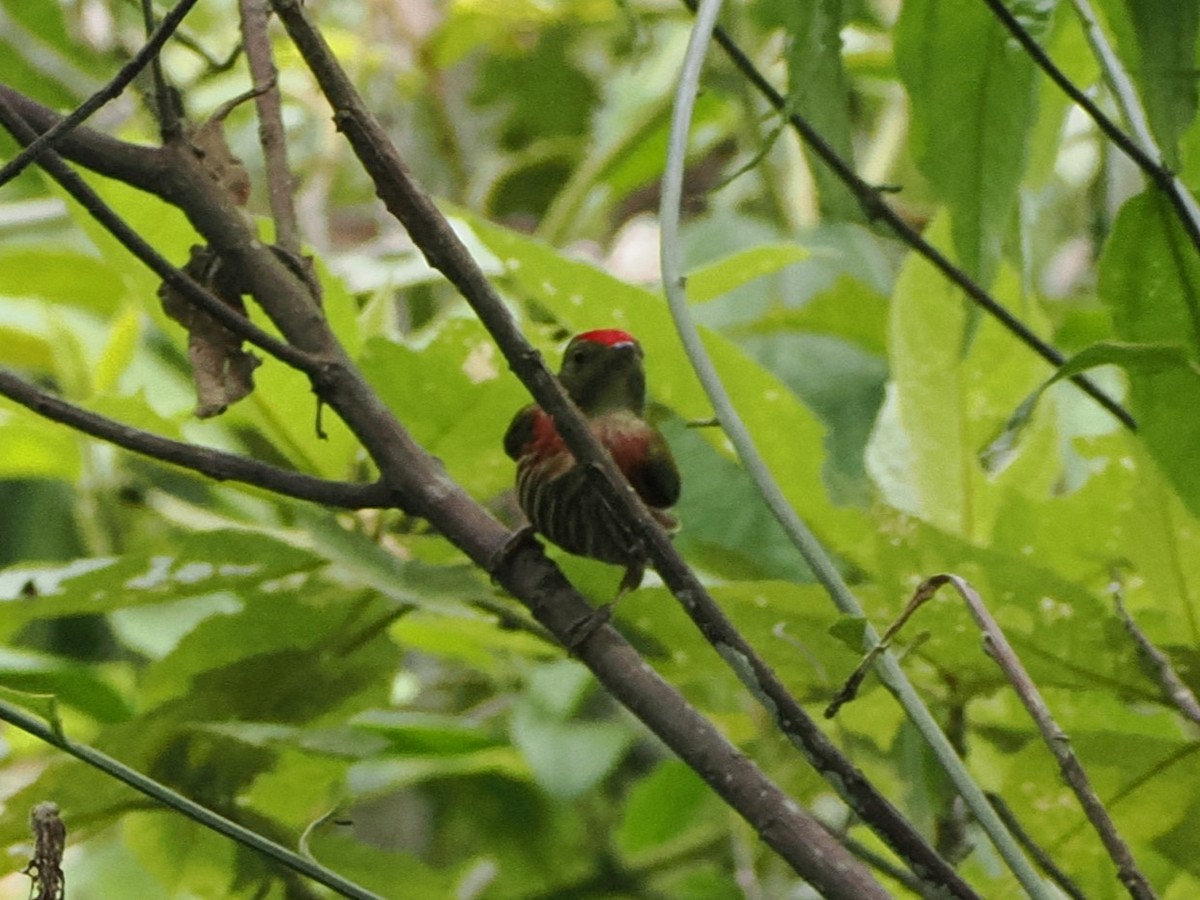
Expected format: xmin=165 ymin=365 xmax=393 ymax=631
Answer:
xmin=575 ymin=328 xmax=638 ymax=347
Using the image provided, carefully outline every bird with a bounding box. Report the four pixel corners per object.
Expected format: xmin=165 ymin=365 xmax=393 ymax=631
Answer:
xmin=504 ymin=329 xmax=681 ymax=600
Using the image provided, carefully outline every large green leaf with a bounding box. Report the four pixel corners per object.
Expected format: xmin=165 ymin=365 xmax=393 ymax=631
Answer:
xmin=868 ymin=214 xmax=1059 ymax=542
xmin=895 ymin=0 xmax=1040 ymax=284
xmin=782 ymin=0 xmax=861 ymax=219
xmin=359 ymin=316 xmax=528 ymax=500
xmin=0 ymin=530 xmax=323 ymax=640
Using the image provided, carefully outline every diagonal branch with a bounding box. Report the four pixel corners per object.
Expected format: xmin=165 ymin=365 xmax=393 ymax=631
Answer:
xmin=265 ymin=1 xmax=977 ymax=895
xmin=979 ymin=0 xmax=1200 ymax=256
xmin=0 ymin=368 xmax=390 ymax=509
xmin=679 ymin=0 xmax=1136 ymax=433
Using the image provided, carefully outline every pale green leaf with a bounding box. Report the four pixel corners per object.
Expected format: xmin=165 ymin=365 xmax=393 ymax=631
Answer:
xmin=685 ymin=244 xmax=809 ymax=304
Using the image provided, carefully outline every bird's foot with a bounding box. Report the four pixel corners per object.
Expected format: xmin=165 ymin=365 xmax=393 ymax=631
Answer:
xmin=487 ymin=525 xmax=539 ymax=582
xmin=564 ymin=603 xmax=614 ymax=652
xmin=565 ymin=563 xmax=643 ymax=651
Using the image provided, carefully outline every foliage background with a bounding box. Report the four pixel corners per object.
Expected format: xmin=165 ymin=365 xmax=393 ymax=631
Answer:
xmin=1 ymin=0 xmax=1199 ymax=897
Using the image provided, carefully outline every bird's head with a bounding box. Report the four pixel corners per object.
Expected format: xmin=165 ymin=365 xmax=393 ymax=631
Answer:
xmin=557 ymin=329 xmax=646 ymax=415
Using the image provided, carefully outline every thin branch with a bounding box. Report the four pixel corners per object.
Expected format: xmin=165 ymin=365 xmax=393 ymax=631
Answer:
xmin=265 ymin=2 xmax=976 ymax=896
xmin=0 ymin=696 xmax=382 ymax=900
xmin=0 ymin=89 xmax=320 ymax=374
xmin=832 ymin=574 xmax=1158 ymax=900
xmin=237 ymin=0 xmax=301 ymax=253
xmin=679 ymin=0 xmax=1136 ymax=433
xmin=139 ymin=0 xmax=182 ymax=141
xmin=662 ymin=1 xmax=1048 ymax=896
xmin=0 ymin=368 xmax=390 ymax=509
xmin=0 ymin=0 xmax=201 ymax=191
xmin=1112 ymin=593 xmax=1200 ymax=729
xmin=980 ymin=0 xmax=1200 ymax=256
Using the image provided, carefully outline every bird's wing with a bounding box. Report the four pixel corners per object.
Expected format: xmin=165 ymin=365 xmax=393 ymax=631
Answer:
xmin=503 ymin=405 xmax=540 ymax=460
xmin=628 ymin=428 xmax=681 ymax=509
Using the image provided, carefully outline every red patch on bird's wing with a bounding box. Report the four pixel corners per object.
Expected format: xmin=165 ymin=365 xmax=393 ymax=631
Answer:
xmin=604 ymin=427 xmax=651 ymax=477
xmin=576 ymin=328 xmax=637 ymax=347
xmin=525 ymin=408 xmax=566 ymax=456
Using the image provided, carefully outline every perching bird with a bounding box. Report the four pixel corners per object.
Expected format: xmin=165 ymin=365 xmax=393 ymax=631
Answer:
xmin=504 ymin=329 xmax=681 ymax=596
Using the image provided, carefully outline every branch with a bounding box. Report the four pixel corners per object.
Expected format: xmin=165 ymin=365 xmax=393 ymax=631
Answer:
xmin=0 ymin=368 xmax=390 ymax=509
xmin=0 ymin=695 xmax=382 ymax=900
xmin=679 ymin=0 xmax=1136 ymax=433
xmin=237 ymin=0 xmax=302 ymax=253
xmin=831 ymin=574 xmax=1158 ymax=900
xmin=1113 ymin=592 xmax=1200 ymax=729
xmin=979 ymin=0 xmax=1200 ymax=257
xmin=265 ymin=1 xmax=977 ymax=895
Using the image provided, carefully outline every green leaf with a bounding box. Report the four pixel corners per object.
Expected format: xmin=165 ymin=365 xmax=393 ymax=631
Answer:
xmin=358 ymin=317 xmax=528 ymax=501
xmin=868 ymin=214 xmax=1059 ymax=541
xmin=746 ymin=274 xmax=889 ymax=356
xmin=1098 ymin=191 xmax=1200 ymax=517
xmin=510 ymin=697 xmax=634 ymax=800
xmin=300 ymin=511 xmax=487 ymax=613
xmin=1103 ymin=0 xmax=1199 ymax=168
xmin=829 ymin=615 xmax=869 ymax=651
xmin=0 ymin=406 xmax=81 ymax=479
xmin=982 ymin=341 xmax=1184 ymax=470
xmin=617 ymin=759 xmax=713 ymax=855
xmin=685 ymin=244 xmax=809 ymax=304
xmin=0 ymin=530 xmax=323 ymax=639
xmin=350 ymin=710 xmax=503 ymax=755
xmin=0 ymin=648 xmax=131 ymax=721
xmin=0 ymin=247 xmax=126 ymax=315
xmin=895 ymin=0 xmax=1039 ymax=284
xmin=93 ymin=304 xmax=142 ymax=394
xmin=781 ymin=0 xmax=861 ymax=219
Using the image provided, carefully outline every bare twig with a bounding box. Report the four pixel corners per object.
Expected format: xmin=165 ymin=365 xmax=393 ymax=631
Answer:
xmin=1112 ymin=592 xmax=1200 ymax=728
xmin=139 ymin=0 xmax=182 ymax=140
xmin=22 ymin=802 xmax=66 ymax=900
xmin=678 ymin=0 xmax=1136 ymax=433
xmin=831 ymin=574 xmax=1158 ymax=900
xmin=0 ymin=368 xmax=390 ymax=509
xmin=980 ymin=0 xmax=1200 ymax=256
xmin=265 ymin=2 xmax=975 ymax=896
xmin=0 ymin=0 xmax=201 ymax=191
xmin=237 ymin=0 xmax=301 ymax=252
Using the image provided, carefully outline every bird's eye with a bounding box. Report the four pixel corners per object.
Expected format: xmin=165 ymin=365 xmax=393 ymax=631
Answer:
xmin=571 ymin=348 xmax=586 ymax=364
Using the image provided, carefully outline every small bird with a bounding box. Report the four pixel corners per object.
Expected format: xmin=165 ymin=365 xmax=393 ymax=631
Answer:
xmin=504 ymin=329 xmax=681 ymax=598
